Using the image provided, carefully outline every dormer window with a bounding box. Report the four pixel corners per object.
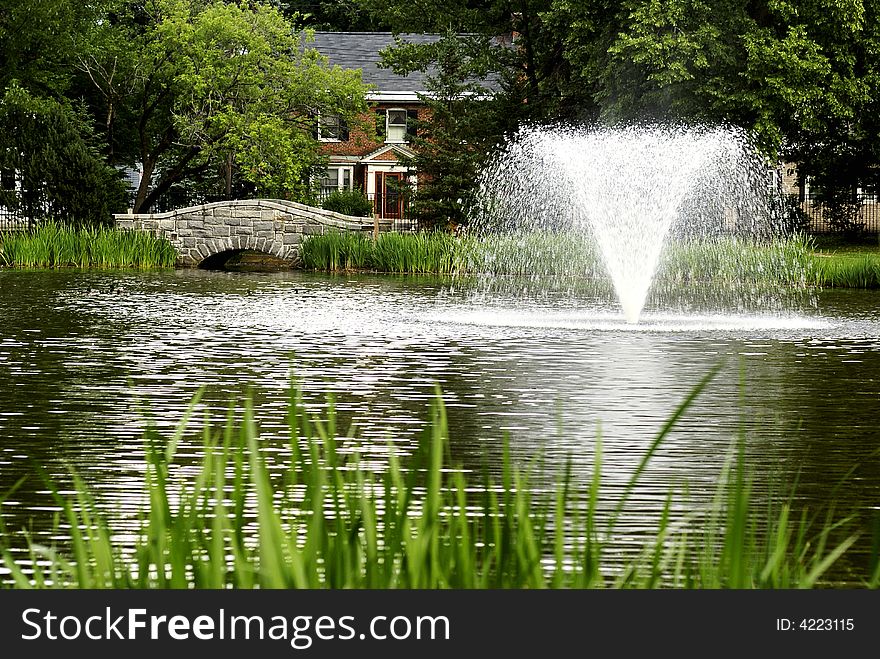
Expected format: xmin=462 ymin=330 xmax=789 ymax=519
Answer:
xmin=386 ymin=109 xmax=408 ymax=143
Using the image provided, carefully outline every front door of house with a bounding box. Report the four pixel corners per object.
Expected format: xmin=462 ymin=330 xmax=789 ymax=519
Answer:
xmin=376 ymin=172 xmax=404 ymax=219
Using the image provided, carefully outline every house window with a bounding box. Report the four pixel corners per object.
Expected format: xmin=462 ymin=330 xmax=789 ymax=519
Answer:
xmin=320 ymin=166 xmax=353 ymax=197
xmin=386 ymin=109 xmax=408 ymax=143
xmin=802 ymin=176 xmax=812 ymax=203
xmin=318 ymin=114 xmax=348 ymax=142
xmin=857 ymin=184 xmax=877 ymax=204
xmin=1 ymin=169 xmax=15 ymax=191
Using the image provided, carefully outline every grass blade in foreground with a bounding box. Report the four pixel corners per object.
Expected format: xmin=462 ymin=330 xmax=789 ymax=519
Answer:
xmin=0 ymin=376 xmax=866 ymax=589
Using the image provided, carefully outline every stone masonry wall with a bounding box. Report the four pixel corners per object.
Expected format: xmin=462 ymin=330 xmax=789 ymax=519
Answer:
xmin=115 ymin=199 xmax=389 ymax=267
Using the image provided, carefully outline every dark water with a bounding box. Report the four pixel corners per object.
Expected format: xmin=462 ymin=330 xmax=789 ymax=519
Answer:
xmin=1 ymin=269 xmax=879 ymax=581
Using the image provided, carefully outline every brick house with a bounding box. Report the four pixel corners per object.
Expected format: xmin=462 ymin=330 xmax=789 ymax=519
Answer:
xmin=309 ymin=32 xmax=441 ymax=223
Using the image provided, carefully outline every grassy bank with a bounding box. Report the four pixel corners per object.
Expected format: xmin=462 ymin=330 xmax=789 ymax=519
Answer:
xmin=811 ymin=251 xmax=880 ymax=289
xmin=1 ymin=372 xmax=873 ymax=589
xmin=302 ymin=230 xmax=880 ymax=290
xmin=0 ymin=222 xmax=176 ymax=269
xmin=301 ymin=231 xmax=464 ymax=274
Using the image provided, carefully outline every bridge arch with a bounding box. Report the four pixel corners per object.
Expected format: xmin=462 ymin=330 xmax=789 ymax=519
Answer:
xmin=114 ymin=199 xmax=386 ymax=267
xmin=192 ymin=235 xmax=289 ymax=267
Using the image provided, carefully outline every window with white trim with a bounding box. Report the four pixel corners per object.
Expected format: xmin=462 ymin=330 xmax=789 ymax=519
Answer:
xmin=385 ymin=109 xmax=408 ymax=143
xmin=320 ymin=166 xmax=353 ymax=197
xmin=318 ymin=114 xmax=347 ymax=142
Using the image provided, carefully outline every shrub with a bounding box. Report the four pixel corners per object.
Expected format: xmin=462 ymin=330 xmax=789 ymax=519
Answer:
xmin=321 ymin=189 xmax=373 ymax=217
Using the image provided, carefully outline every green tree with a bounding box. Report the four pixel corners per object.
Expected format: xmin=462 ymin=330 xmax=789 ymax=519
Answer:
xmin=279 ymin=0 xmax=379 ymax=30
xmin=360 ymin=0 xmax=589 ymax=120
xmin=382 ymin=32 xmax=511 ymax=228
xmin=0 ymin=83 xmax=127 ymax=226
xmin=77 ymin=0 xmax=368 ymax=212
xmin=552 ymin=0 xmax=880 ymax=224
xmin=359 ymin=1 xmax=583 ymax=226
xmin=0 ymin=0 xmax=109 ymax=98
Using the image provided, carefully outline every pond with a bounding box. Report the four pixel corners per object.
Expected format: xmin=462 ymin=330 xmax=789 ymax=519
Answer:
xmin=1 ymin=269 xmax=879 ymax=582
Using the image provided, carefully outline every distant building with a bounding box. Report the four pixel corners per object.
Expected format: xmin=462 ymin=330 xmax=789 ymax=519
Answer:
xmin=308 ymin=32 xmax=443 ymax=223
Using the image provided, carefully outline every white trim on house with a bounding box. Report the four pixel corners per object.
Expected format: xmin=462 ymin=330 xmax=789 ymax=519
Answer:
xmin=358 ymin=144 xmax=417 ymax=212
xmin=320 ymin=165 xmax=354 ymax=196
xmin=366 ymin=91 xmax=423 ymax=103
xmin=327 ymin=154 xmax=361 ymax=165
xmin=366 ymin=90 xmax=493 ymax=102
xmin=359 ymin=144 xmax=417 ymax=163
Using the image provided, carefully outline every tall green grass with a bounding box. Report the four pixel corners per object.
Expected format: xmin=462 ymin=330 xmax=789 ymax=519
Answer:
xmin=302 ymin=231 xmax=825 ymax=287
xmin=1 ymin=371 xmax=872 ymax=589
xmin=303 ymin=229 xmax=880 ymax=291
xmin=811 ymin=254 xmax=880 ymax=289
xmin=0 ymin=222 xmax=176 ymax=269
xmin=301 ymin=231 xmax=464 ymax=274
xmin=660 ymin=234 xmax=820 ymax=288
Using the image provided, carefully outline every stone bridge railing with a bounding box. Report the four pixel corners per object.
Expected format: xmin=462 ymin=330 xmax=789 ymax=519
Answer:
xmin=114 ymin=199 xmax=389 ymax=267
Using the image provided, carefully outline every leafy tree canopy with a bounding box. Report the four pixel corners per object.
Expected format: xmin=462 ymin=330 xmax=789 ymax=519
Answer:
xmin=381 ymin=32 xmax=513 ymax=228
xmin=552 ymin=0 xmax=880 ymax=196
xmin=77 ymin=0 xmax=369 ymax=212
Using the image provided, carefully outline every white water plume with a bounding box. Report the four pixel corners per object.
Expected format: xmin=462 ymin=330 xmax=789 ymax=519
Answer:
xmin=471 ymin=125 xmax=776 ymax=323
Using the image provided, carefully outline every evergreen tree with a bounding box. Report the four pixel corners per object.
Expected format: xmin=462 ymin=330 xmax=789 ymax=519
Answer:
xmin=0 ymin=84 xmax=127 ymax=226
xmin=382 ymin=33 xmax=512 ymax=228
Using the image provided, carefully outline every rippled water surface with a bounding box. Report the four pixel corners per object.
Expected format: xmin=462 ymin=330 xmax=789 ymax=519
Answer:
xmin=1 ymin=269 xmax=879 ymax=580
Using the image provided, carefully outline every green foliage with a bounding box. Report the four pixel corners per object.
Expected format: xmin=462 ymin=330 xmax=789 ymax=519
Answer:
xmin=301 ymin=230 xmax=464 ymax=273
xmin=367 ymin=0 xmax=880 ymax=217
xmin=0 ymin=222 xmax=176 ymax=269
xmin=0 ymin=376 xmax=866 ymax=588
xmin=372 ymin=231 xmax=460 ymax=273
xmin=301 ymin=230 xmax=832 ymax=289
xmin=552 ymin=0 xmax=880 ymax=195
xmin=780 ymin=194 xmax=813 ymax=235
xmin=300 ymin=228 xmax=880 ymax=290
xmin=300 ymin=231 xmax=374 ymax=270
xmin=0 ymin=84 xmax=127 ymax=226
xmin=660 ymin=235 xmax=820 ymax=288
xmin=815 ymin=194 xmax=867 ymax=236
xmin=812 ymin=253 xmax=880 ymax=288
xmin=77 ymin=0 xmax=368 ymax=211
xmin=321 ymin=188 xmax=373 ymax=217
xmin=0 ymin=0 xmax=105 ymax=97
xmin=381 ymin=32 xmax=510 ymax=228
xmin=4 ymin=0 xmax=880 ymax=225
xmin=280 ymin=0 xmax=379 ymax=31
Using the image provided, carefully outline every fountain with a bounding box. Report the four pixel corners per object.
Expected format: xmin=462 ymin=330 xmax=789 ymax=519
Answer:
xmin=470 ymin=125 xmax=777 ymax=324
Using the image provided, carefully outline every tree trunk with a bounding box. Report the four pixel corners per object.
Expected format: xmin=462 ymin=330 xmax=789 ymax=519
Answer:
xmin=225 ymin=152 xmax=233 ymax=199
xmin=132 ymin=158 xmax=155 ymax=213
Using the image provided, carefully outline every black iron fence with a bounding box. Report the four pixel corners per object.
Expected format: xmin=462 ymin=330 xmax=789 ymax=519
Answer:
xmin=11 ymin=187 xmax=878 ymax=236
xmin=0 ymin=205 xmax=32 ymax=232
xmin=795 ymin=193 xmax=880 ymax=234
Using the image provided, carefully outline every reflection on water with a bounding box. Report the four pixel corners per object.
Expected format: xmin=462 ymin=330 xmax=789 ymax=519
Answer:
xmin=1 ymin=269 xmax=879 ymax=581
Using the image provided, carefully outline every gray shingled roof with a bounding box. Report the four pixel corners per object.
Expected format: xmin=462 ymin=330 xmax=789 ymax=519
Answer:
xmin=307 ymin=32 xmax=442 ymax=93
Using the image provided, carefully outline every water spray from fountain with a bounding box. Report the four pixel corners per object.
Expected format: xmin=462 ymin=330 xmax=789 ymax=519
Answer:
xmin=469 ymin=124 xmax=778 ymax=324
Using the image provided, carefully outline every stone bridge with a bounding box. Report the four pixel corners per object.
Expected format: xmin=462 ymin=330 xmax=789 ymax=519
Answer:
xmin=114 ymin=199 xmax=388 ymax=267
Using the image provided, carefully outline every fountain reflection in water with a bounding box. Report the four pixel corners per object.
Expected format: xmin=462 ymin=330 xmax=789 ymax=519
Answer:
xmin=470 ymin=125 xmax=777 ymax=323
